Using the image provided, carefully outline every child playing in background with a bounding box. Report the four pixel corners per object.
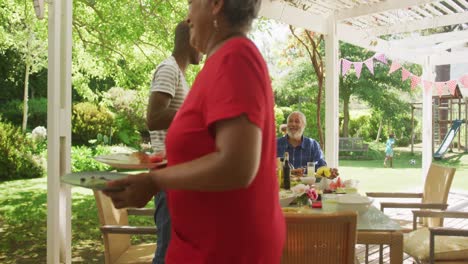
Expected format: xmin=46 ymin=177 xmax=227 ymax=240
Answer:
xmin=384 ymin=133 xmax=395 ymax=168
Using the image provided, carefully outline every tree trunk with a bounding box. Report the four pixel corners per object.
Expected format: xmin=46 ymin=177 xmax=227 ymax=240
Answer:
xmin=22 ymin=63 xmax=30 ymax=132
xmin=375 ymin=120 xmax=383 ymax=142
xmin=342 ymin=95 xmax=350 ymax=137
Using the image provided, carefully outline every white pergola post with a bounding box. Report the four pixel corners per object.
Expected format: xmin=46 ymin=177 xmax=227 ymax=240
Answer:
xmin=421 ymin=56 xmax=434 ymax=179
xmin=324 ymin=16 xmax=340 ymax=167
xmin=47 ymin=0 xmax=73 ymax=263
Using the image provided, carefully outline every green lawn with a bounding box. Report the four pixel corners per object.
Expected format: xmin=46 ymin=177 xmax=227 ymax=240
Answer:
xmin=0 ymin=151 xmax=466 ymax=263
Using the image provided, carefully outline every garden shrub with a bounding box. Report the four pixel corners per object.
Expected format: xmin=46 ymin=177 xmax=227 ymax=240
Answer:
xmin=395 ymin=137 xmax=410 ymax=147
xmin=101 ymin=87 xmax=146 ymax=148
xmin=0 ymin=118 xmax=45 ymax=180
xmin=72 ymin=102 xmax=114 ymax=145
xmin=71 ymin=144 xmax=136 ymax=172
xmin=71 ymin=145 xmax=112 ymax=172
xmin=0 ymin=98 xmax=47 ymax=130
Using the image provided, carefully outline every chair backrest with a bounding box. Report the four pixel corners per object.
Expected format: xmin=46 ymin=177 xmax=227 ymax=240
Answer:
xmin=282 ymin=211 xmax=357 ymax=264
xmin=94 ymin=190 xmax=131 ymax=264
xmin=422 ymin=163 xmax=456 ymax=227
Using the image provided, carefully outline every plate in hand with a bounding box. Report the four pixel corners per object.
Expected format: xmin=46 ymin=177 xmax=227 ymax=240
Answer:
xmin=94 ymin=153 xmax=167 ymax=169
xmin=61 ymin=171 xmax=128 ymax=191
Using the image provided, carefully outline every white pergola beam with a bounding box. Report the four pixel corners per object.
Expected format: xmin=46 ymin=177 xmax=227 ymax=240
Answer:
xmin=421 ymin=56 xmax=433 ymax=181
xmin=325 ymin=16 xmax=340 ymax=168
xmin=431 ymin=50 xmax=468 ymax=65
xmin=367 ymin=11 xmax=468 ymax=36
xmin=337 ymin=24 xmax=425 ymax=64
xmin=335 ymin=0 xmax=436 ymax=20
xmin=259 ymin=0 xmax=327 ymax=34
xmin=388 ymin=30 xmax=468 ymax=49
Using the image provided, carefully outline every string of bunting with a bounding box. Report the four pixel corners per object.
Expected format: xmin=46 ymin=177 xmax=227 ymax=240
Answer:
xmin=341 ymin=53 xmax=468 ymax=97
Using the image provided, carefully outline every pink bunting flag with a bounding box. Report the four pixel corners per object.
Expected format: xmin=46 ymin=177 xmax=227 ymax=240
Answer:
xmin=401 ymin=68 xmax=411 ymax=81
xmin=460 ymin=74 xmax=468 ymax=87
xmin=342 ymin=59 xmax=352 ymax=76
xmin=423 ymin=80 xmax=433 ymax=93
xmin=447 ymin=80 xmax=457 ymax=95
xmin=410 ymin=75 xmax=421 ymax=89
xmin=353 ymin=62 xmax=363 ymax=79
xmin=435 ymin=82 xmax=444 ymax=97
xmin=364 ymin=58 xmax=374 ymax=75
xmin=374 ymin=53 xmax=387 ymax=64
xmin=388 ymin=61 xmax=401 ymax=74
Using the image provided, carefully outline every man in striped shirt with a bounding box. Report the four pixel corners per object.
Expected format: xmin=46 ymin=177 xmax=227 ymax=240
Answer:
xmin=146 ymin=21 xmax=201 ymax=264
xmin=276 ymin=111 xmax=327 ymax=171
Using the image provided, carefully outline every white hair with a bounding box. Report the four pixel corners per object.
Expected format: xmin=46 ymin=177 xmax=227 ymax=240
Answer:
xmin=287 ymin=111 xmax=307 ymax=126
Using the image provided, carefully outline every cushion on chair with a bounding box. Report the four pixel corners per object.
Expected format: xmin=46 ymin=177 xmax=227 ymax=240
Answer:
xmin=115 ymin=243 xmax=156 ymax=264
xmin=404 ymin=228 xmax=468 ymax=261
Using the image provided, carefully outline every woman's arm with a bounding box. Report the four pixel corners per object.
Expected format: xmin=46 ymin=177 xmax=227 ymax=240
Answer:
xmin=153 ymin=114 xmax=262 ymax=191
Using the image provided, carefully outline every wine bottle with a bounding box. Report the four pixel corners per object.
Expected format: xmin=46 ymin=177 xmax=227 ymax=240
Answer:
xmin=283 ymin=152 xmax=291 ymax=190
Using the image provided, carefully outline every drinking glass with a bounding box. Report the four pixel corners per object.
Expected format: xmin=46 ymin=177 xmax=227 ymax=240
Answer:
xmin=307 ymin=162 xmax=317 ymax=177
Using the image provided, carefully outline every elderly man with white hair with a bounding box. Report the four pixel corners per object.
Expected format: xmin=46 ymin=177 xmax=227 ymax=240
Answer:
xmin=276 ymin=111 xmax=327 ymax=173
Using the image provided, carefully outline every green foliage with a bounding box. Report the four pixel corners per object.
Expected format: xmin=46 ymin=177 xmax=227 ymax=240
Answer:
xmin=0 ymin=98 xmax=47 ymax=130
xmin=274 ymin=59 xmax=325 ymax=140
xmin=348 ymin=115 xmax=371 ymax=138
xmin=71 ymin=145 xmax=113 ymax=172
xmin=0 ymin=118 xmax=44 ymax=180
xmin=100 ymin=87 xmax=147 ymax=148
xmin=72 ymin=102 xmax=114 ymax=145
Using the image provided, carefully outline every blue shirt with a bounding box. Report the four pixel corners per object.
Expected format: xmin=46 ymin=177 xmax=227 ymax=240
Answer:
xmin=385 ymin=138 xmax=395 ymax=155
xmin=276 ymin=135 xmax=327 ymax=170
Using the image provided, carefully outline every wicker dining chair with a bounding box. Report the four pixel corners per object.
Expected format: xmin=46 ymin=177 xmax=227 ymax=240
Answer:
xmin=94 ymin=190 xmax=157 ymax=264
xmin=282 ymin=211 xmax=358 ymax=264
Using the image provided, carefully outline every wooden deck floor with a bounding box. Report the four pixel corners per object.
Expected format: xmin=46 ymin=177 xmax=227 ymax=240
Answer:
xmin=355 ymin=191 xmax=468 ymax=264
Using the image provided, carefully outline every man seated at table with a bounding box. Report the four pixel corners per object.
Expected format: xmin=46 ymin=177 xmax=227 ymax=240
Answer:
xmin=277 ymin=111 xmax=326 ymax=174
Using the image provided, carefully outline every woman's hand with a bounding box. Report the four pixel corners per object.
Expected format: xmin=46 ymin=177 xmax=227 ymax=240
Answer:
xmin=103 ymin=173 xmax=158 ymax=209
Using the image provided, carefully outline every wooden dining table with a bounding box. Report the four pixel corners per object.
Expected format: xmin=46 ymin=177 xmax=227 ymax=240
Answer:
xmin=284 ymin=194 xmax=403 ymax=264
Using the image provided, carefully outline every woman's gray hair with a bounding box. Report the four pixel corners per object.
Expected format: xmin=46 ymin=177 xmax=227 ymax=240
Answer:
xmin=222 ymin=0 xmax=261 ymax=30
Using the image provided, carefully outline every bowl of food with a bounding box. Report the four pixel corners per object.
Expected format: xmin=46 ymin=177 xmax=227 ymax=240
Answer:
xmin=279 ymin=190 xmax=297 ymax=207
xmin=300 ymin=176 xmax=316 ymax=185
xmin=336 ymin=195 xmax=373 ymax=214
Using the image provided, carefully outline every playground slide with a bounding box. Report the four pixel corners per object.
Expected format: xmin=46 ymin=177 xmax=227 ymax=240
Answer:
xmin=434 ymin=119 xmax=464 ymax=160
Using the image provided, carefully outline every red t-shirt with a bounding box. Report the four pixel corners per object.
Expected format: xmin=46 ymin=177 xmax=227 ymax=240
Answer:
xmin=165 ymin=37 xmax=285 ymax=264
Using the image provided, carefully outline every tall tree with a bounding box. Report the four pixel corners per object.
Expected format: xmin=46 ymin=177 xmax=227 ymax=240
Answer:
xmin=0 ymin=0 xmax=47 ymax=131
xmin=288 ymin=26 xmax=325 ymax=146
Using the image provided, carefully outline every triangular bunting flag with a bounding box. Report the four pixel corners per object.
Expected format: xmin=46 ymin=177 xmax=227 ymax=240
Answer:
xmin=423 ymin=80 xmax=433 ymax=93
xmin=401 ymin=68 xmax=411 ymax=81
xmin=447 ymin=80 xmax=457 ymax=95
xmin=342 ymin=59 xmax=352 ymax=76
xmin=388 ymin=61 xmax=401 ymax=74
xmin=411 ymin=75 xmax=421 ymax=89
xmin=436 ymin=82 xmax=444 ymax=97
xmin=460 ymin=74 xmax=468 ymax=87
xmin=353 ymin=62 xmax=363 ymax=79
xmin=374 ymin=53 xmax=387 ymax=64
xmin=364 ymin=58 xmax=374 ymax=75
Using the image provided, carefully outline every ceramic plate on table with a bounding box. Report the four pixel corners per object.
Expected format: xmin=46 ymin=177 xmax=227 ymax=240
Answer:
xmin=61 ymin=171 xmax=128 ymax=191
xmin=94 ymin=153 xmax=167 ymax=169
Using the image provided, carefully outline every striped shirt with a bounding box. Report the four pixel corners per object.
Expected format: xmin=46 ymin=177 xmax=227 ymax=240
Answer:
xmin=276 ymin=135 xmax=327 ymax=170
xmin=149 ymin=56 xmax=189 ymax=152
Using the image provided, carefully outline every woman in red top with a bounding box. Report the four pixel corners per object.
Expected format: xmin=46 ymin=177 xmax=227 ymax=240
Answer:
xmin=104 ymin=0 xmax=285 ymax=263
